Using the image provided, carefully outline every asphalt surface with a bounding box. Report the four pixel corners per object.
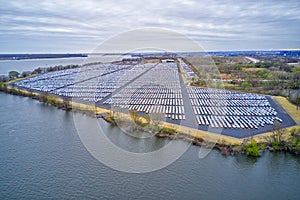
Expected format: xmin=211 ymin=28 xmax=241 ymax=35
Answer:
xmin=96 ymin=63 xmax=297 ymax=138
xmin=14 ymin=62 xmax=296 ymax=139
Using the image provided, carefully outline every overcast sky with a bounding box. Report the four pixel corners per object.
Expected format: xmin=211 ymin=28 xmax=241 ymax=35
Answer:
xmin=1 ymin=0 xmax=300 ymax=53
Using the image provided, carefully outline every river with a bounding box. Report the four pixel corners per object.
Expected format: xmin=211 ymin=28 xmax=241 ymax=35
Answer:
xmin=0 ymin=92 xmax=300 ymax=199
xmin=1 ymin=58 xmax=300 ymax=199
xmin=0 ymin=57 xmax=85 ymax=76
xmin=0 ymin=55 xmax=125 ymax=75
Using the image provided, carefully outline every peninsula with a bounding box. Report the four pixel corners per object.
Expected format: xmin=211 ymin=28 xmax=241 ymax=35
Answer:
xmin=1 ymin=52 xmax=300 ymax=156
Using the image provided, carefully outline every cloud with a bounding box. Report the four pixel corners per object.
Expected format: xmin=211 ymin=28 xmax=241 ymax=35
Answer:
xmin=0 ymin=0 xmax=299 ymax=52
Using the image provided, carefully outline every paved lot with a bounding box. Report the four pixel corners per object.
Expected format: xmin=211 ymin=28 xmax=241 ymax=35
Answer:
xmin=14 ymin=62 xmax=296 ymax=138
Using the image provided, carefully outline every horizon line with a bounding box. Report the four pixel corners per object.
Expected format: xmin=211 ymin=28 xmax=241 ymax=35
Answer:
xmin=1 ymin=48 xmax=300 ymax=55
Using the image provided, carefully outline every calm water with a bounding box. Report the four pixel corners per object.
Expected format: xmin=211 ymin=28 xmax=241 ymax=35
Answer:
xmin=0 ymin=92 xmax=300 ymax=199
xmin=0 ymin=55 xmax=127 ymax=76
xmin=0 ymin=57 xmax=86 ymax=75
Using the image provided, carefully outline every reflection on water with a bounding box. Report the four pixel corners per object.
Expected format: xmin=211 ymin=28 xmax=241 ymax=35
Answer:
xmin=0 ymin=92 xmax=299 ymax=199
xmin=233 ymin=155 xmax=259 ymax=169
xmin=97 ymin=119 xmax=170 ymax=153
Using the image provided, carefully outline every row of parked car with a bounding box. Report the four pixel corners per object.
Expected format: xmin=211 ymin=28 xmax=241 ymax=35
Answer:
xmin=104 ymin=97 xmax=184 ymax=107
xmin=15 ymin=61 xmax=283 ymax=129
xmin=190 ymin=98 xmax=271 ymax=107
xmin=103 ymin=63 xmax=185 ymax=121
xmin=15 ymin=64 xmax=127 ymax=92
xmin=179 ymin=58 xmax=197 ymax=83
xmin=17 ymin=63 xmax=158 ymax=102
xmin=187 ymin=87 xmax=267 ymax=100
xmin=186 ymin=85 xmax=282 ymax=128
xmin=192 ymin=106 xmax=277 ymax=116
xmin=196 ymin=115 xmax=282 ymax=129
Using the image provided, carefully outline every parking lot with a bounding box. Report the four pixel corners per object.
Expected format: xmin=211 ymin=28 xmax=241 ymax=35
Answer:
xmin=99 ymin=63 xmax=185 ymax=121
xmin=14 ymin=61 xmax=295 ymax=138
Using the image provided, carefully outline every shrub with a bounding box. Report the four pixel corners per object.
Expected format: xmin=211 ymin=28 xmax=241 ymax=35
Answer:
xmin=160 ymin=127 xmax=176 ymax=134
xmin=259 ymin=143 xmax=266 ymax=150
xmin=0 ymin=82 xmax=4 ymax=90
xmin=292 ymin=138 xmax=300 ymax=149
xmin=245 ymin=140 xmax=261 ymax=157
xmin=272 ymin=141 xmax=281 ymax=151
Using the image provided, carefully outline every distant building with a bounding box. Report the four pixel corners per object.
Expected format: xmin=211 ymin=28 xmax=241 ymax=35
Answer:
xmin=161 ymin=59 xmax=175 ymax=63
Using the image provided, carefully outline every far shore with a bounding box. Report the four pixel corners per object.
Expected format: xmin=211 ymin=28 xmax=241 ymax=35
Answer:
xmin=0 ymin=53 xmax=87 ymax=61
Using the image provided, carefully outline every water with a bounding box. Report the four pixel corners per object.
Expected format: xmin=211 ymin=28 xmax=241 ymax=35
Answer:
xmin=0 ymin=57 xmax=86 ymax=75
xmin=0 ymin=92 xmax=300 ymax=199
xmin=0 ymin=55 xmax=129 ymax=76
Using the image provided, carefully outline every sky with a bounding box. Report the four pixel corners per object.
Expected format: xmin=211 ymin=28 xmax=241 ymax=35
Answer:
xmin=0 ymin=0 xmax=300 ymax=53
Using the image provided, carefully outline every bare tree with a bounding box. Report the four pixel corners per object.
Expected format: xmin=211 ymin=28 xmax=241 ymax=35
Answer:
xmin=272 ymin=121 xmax=286 ymax=143
xmin=149 ymin=112 xmax=163 ymax=132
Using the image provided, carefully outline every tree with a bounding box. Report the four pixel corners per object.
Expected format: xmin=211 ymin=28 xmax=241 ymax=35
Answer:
xmin=8 ymin=71 xmax=19 ymax=79
xmin=272 ymin=121 xmax=286 ymax=143
xmin=290 ymin=66 xmax=300 ymax=89
xmin=296 ymin=93 xmax=300 ymax=110
xmin=34 ymin=67 xmax=43 ymax=74
xmin=241 ymin=81 xmax=252 ymax=91
xmin=129 ymin=109 xmax=150 ymax=127
xmin=21 ymin=71 xmax=31 ymax=78
xmin=62 ymin=98 xmax=72 ymax=111
xmin=149 ymin=112 xmax=163 ymax=132
xmin=130 ymin=109 xmax=139 ymax=123
xmin=255 ymin=68 xmax=271 ymax=79
xmin=199 ymin=79 xmax=206 ymax=86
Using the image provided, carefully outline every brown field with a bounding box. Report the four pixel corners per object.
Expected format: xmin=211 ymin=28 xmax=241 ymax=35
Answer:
xmin=220 ymin=73 xmax=234 ymax=80
xmin=273 ymin=96 xmax=300 ymax=125
xmin=242 ymin=68 xmax=264 ymax=72
xmin=143 ymin=59 xmax=160 ymax=63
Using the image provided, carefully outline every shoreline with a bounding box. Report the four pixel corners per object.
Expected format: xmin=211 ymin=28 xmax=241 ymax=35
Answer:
xmin=0 ymin=53 xmax=87 ymax=61
xmin=1 ymin=80 xmax=300 ymax=157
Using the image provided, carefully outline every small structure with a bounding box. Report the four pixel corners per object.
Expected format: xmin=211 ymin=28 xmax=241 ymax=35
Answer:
xmin=161 ymin=59 xmax=175 ymax=63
